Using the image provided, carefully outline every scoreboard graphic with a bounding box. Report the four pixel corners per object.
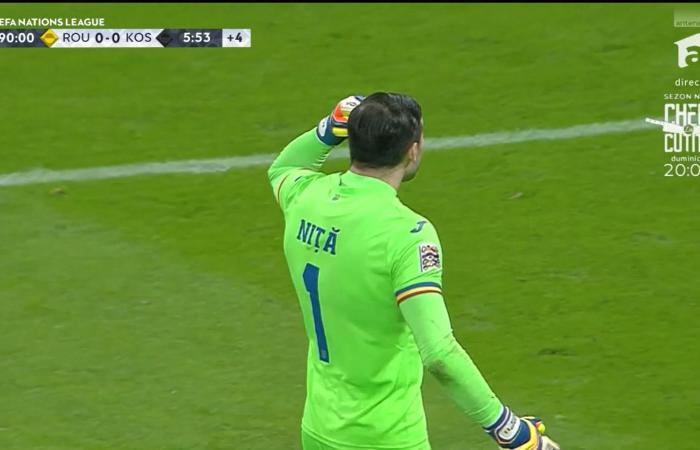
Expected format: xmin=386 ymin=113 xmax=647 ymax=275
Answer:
xmin=0 ymin=29 xmax=251 ymax=48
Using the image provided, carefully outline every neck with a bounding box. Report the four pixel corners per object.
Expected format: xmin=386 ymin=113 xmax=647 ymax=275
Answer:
xmin=349 ymin=164 xmax=403 ymax=191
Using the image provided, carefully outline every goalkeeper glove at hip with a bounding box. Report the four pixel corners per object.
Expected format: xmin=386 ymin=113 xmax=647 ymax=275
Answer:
xmin=484 ymin=406 xmax=560 ymax=450
xmin=316 ymin=95 xmax=365 ymax=146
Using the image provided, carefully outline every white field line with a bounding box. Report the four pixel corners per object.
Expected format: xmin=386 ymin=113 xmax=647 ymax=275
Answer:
xmin=0 ymin=118 xmax=653 ymax=187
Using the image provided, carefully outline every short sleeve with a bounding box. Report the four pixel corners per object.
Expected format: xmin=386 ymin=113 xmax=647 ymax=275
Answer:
xmin=389 ymin=218 xmax=444 ymax=305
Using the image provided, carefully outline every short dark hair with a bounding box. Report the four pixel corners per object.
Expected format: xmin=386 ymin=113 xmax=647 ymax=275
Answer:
xmin=347 ymin=92 xmax=422 ymax=168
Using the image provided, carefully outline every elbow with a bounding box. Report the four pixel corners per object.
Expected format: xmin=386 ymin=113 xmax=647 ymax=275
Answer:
xmin=425 ymin=358 xmax=454 ymax=385
xmin=422 ymin=334 xmax=462 ymax=385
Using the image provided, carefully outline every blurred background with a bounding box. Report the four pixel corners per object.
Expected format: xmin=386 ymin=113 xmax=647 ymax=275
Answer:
xmin=0 ymin=3 xmax=698 ymax=449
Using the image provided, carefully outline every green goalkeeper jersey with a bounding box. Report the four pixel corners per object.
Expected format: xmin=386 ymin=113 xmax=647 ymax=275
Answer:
xmin=268 ymin=129 xmax=502 ymax=450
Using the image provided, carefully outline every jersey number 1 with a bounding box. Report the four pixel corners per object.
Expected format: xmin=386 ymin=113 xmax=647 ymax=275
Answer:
xmin=302 ymin=263 xmax=329 ymax=363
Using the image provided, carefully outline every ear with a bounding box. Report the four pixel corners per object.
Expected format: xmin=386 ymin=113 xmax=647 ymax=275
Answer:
xmin=406 ymin=142 xmax=419 ymax=164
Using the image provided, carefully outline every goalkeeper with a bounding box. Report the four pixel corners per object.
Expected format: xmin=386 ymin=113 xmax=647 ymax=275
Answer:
xmin=267 ymin=93 xmax=560 ymax=450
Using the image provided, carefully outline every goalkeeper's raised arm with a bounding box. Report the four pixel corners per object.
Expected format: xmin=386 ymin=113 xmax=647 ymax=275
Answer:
xmin=267 ymin=96 xmax=364 ymax=210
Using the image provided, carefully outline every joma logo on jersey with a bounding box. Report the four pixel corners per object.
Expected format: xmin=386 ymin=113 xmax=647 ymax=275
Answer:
xmin=297 ymin=219 xmax=339 ymax=255
xmin=410 ymin=220 xmax=427 ymax=233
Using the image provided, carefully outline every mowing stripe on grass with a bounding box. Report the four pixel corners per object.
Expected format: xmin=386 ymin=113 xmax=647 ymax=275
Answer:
xmin=0 ymin=118 xmax=654 ymax=187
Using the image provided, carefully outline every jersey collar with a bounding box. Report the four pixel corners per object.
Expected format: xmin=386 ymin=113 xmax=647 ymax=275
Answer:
xmin=339 ymin=170 xmax=397 ymax=197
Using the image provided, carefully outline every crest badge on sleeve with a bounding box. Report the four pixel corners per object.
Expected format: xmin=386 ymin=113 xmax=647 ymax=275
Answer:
xmin=418 ymin=243 xmax=441 ymax=272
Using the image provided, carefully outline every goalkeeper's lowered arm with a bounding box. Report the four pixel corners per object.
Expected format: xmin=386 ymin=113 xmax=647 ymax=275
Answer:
xmin=399 ymin=293 xmax=504 ymax=426
xmin=399 ymin=294 xmax=558 ymax=449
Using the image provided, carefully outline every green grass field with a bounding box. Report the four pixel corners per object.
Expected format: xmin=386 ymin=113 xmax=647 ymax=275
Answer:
xmin=1 ymin=3 xmax=698 ymax=449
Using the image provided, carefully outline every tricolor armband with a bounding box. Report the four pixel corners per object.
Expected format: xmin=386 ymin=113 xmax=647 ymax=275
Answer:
xmin=395 ymin=281 xmax=442 ymax=304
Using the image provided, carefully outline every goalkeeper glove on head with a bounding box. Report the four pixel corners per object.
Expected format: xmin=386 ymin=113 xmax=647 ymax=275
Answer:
xmin=316 ymin=95 xmax=365 ymax=146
